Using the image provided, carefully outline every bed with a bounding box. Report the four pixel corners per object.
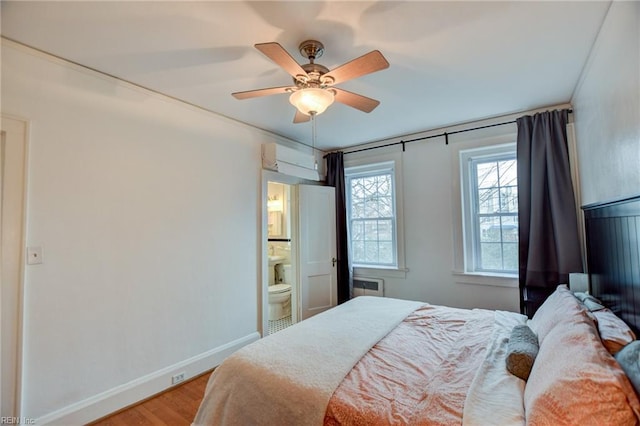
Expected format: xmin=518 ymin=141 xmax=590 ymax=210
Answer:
xmin=193 ymin=194 xmax=640 ymax=425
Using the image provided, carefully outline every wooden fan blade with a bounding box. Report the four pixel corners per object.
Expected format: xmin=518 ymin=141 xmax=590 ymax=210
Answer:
xmin=232 ymin=86 xmax=294 ymax=100
xmin=323 ymin=50 xmax=389 ymax=85
xmin=332 ymin=88 xmax=380 ymax=113
xmin=255 ymin=42 xmax=308 ymax=79
xmin=293 ymin=110 xmax=311 ymax=124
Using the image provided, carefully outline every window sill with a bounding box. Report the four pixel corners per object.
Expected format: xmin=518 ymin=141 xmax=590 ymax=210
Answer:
xmin=452 ymin=271 xmax=518 ymax=288
xmin=353 ymin=266 xmax=408 ymax=279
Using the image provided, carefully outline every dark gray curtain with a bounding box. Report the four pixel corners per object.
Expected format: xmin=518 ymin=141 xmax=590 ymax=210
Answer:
xmin=325 ymin=152 xmax=352 ymax=304
xmin=517 ymin=109 xmax=583 ymax=317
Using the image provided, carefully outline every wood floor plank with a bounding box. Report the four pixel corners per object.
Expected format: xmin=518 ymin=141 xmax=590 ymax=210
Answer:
xmin=89 ymin=370 xmax=212 ymax=426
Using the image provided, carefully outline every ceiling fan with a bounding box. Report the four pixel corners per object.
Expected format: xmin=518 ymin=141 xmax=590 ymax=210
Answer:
xmin=232 ymin=40 xmax=390 ymax=123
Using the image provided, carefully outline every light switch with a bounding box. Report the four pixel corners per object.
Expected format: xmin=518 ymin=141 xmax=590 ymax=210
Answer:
xmin=27 ymin=246 xmax=43 ymax=265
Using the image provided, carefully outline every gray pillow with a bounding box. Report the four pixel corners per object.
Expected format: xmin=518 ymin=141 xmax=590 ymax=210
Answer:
xmin=582 ymin=295 xmax=606 ymax=312
xmin=615 ymin=340 xmax=640 ymax=395
xmin=573 ymin=291 xmax=590 ymax=302
xmin=573 ymin=292 xmax=606 ymax=311
xmin=506 ymin=324 xmax=539 ymax=381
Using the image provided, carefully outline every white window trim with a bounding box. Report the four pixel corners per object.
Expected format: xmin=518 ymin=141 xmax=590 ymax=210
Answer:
xmin=460 ymin=143 xmax=518 ymax=275
xmin=346 ymin=161 xmax=398 ymax=268
xmin=345 ymin=151 xmax=407 ymax=279
xmin=451 ymin=134 xmax=518 ymax=288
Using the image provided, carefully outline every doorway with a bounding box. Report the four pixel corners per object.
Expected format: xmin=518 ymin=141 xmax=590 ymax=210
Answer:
xmin=261 ymin=170 xmax=337 ymax=336
xmin=266 ymin=180 xmax=297 ymax=335
xmin=1 ymin=115 xmax=28 ymax=418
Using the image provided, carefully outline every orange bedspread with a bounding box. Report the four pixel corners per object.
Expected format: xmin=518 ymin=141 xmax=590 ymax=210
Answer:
xmin=324 ymin=305 xmax=497 ymax=426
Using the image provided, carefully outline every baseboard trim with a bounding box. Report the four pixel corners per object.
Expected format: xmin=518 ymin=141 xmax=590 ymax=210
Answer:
xmin=36 ymin=332 xmax=260 ymax=425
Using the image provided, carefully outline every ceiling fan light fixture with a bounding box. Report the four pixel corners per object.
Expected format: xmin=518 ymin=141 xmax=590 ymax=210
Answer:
xmin=289 ymin=88 xmax=334 ymax=116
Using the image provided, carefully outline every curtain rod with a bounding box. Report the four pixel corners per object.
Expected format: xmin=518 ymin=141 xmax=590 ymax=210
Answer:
xmin=341 ymin=109 xmax=573 ymax=156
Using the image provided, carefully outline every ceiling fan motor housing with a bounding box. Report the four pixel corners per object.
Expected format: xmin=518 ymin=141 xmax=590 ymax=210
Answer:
xmin=293 ymin=40 xmax=333 ymax=88
xmin=295 ymin=63 xmax=332 ymax=88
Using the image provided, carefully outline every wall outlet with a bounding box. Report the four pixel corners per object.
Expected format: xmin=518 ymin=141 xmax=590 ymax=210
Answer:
xmin=171 ymin=372 xmax=186 ymax=385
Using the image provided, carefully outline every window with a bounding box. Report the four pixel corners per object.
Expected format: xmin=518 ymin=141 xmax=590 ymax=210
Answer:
xmin=461 ymin=144 xmax=518 ymax=275
xmin=346 ymin=162 xmax=397 ymax=268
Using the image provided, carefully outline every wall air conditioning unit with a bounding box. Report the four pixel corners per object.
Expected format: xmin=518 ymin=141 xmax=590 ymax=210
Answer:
xmin=353 ymin=277 xmax=384 ymax=297
xmin=262 ymin=142 xmax=319 ymax=181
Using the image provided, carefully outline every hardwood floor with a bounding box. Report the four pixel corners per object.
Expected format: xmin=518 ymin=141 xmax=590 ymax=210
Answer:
xmin=89 ymin=371 xmax=211 ymax=425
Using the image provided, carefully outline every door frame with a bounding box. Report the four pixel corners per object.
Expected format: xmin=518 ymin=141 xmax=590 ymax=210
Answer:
xmin=1 ymin=115 xmax=29 ymax=418
xmin=260 ymin=170 xmax=322 ymax=336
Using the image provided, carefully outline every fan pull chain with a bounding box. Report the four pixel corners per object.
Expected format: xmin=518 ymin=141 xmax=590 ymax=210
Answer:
xmin=311 ymin=113 xmax=318 ymax=170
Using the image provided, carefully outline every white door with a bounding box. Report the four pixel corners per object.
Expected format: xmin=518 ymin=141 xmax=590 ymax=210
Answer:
xmin=1 ymin=116 xmax=28 ymax=418
xmin=298 ymin=185 xmax=337 ymax=320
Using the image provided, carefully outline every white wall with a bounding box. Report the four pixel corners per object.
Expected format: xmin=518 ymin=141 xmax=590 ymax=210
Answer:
xmin=1 ymin=39 xmax=299 ymax=423
xmin=572 ymin=1 xmax=640 ymax=205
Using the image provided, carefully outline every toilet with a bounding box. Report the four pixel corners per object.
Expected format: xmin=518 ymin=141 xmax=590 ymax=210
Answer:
xmin=268 ymin=264 xmax=292 ymax=321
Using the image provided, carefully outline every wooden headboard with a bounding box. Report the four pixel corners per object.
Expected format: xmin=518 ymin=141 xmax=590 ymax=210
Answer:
xmin=583 ymin=194 xmax=640 ymax=334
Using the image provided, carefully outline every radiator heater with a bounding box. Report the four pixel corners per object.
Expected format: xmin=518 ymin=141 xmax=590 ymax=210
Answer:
xmin=353 ymin=277 xmax=384 ymax=297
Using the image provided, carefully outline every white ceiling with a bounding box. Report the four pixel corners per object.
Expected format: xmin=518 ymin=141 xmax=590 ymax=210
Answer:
xmin=1 ymin=1 xmax=610 ymax=151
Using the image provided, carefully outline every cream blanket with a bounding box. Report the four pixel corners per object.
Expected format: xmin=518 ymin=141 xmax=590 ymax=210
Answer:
xmin=192 ymin=296 xmax=424 ymax=426
xmin=462 ymin=310 xmax=528 ymax=426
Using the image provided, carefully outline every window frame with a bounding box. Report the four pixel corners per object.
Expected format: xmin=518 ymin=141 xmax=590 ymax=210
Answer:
xmin=345 ymin=152 xmax=406 ymax=278
xmin=346 ymin=162 xmax=397 ymax=268
xmin=460 ymin=143 xmax=519 ymax=278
